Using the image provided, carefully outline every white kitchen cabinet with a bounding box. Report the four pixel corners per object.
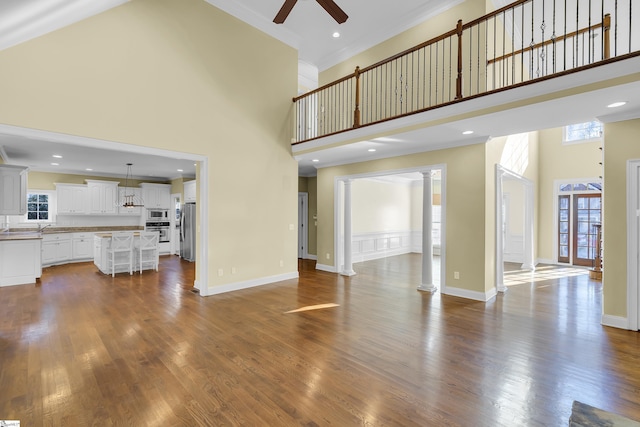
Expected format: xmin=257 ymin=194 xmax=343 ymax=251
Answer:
xmin=72 ymin=232 xmax=94 ymax=260
xmin=140 ymin=183 xmax=171 ymax=209
xmin=56 ymin=183 xmax=87 ymax=214
xmin=0 ymin=165 xmax=28 ymax=215
xmin=183 ymin=180 xmax=196 ymax=203
xmin=118 ymin=187 xmax=143 ymax=215
xmin=86 ymin=180 xmax=119 ymax=214
xmin=42 ymin=234 xmax=72 ymax=266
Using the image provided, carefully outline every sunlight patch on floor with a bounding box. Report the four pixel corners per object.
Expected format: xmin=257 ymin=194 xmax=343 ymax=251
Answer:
xmin=504 ymin=266 xmax=590 ymax=286
xmin=285 ymin=303 xmax=339 ymax=314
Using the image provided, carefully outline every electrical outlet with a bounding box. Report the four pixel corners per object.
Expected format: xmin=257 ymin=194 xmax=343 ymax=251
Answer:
xmin=218 ymin=268 xmax=224 ymax=277
xmin=454 ymin=271 xmax=460 ymax=280
xmin=326 ymin=253 xmax=330 ymax=260
xmin=231 ymin=267 xmax=236 ymax=274
xmin=289 ymin=224 xmax=294 ymax=231
xmin=279 ymin=260 xmax=284 ymax=267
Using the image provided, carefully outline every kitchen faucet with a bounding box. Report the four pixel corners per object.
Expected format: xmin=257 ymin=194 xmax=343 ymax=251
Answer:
xmin=38 ymin=224 xmax=53 ymax=232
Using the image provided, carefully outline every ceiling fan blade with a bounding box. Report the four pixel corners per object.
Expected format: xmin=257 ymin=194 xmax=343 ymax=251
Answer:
xmin=273 ymin=0 xmax=298 ymax=24
xmin=316 ymin=0 xmax=348 ymax=24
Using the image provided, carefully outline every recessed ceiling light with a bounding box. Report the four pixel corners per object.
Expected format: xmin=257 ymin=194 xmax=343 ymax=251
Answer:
xmin=86 ymin=168 xmax=93 ymax=171
xmin=607 ymin=101 xmax=627 ymax=108
xmin=368 ymin=149 xmax=376 ymax=152
xmin=52 ymin=154 xmax=62 ymax=158
xmin=51 ymin=162 xmax=59 ymax=166
xmin=177 ymin=169 xmax=184 ymax=172
xmin=463 ymin=130 xmax=474 ymax=135
xmin=332 ymin=32 xmax=340 ymax=38
xmin=312 ymin=159 xmax=320 ymax=163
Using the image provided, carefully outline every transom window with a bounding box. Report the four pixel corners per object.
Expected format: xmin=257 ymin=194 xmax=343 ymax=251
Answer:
xmin=27 ymin=193 xmax=49 ymax=221
xmin=563 ymin=121 xmax=603 ymax=144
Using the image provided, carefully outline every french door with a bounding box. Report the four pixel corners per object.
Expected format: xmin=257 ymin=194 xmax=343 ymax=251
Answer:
xmin=558 ymin=193 xmax=601 ymax=266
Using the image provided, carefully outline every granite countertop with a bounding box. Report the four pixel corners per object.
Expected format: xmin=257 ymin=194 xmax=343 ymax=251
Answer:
xmin=0 ymin=226 xmax=144 ymax=241
xmin=95 ymin=232 xmax=143 ymax=238
xmin=6 ymin=226 xmax=144 ymax=234
xmin=0 ymin=231 xmax=43 ymax=241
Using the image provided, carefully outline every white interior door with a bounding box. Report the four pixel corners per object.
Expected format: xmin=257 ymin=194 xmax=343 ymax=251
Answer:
xmin=298 ymin=193 xmax=308 ymax=259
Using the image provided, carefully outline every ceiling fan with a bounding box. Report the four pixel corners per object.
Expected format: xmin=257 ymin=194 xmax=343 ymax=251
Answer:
xmin=273 ymin=0 xmax=348 ymax=24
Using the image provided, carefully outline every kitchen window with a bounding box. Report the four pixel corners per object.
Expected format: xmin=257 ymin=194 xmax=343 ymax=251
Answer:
xmin=25 ymin=190 xmax=55 ymax=223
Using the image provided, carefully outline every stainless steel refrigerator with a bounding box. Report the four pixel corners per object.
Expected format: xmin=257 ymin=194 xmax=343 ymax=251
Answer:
xmin=180 ymin=202 xmax=196 ymax=261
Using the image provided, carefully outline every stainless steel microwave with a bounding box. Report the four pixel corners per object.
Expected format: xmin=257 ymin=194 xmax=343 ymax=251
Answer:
xmin=146 ymin=209 xmax=169 ymax=220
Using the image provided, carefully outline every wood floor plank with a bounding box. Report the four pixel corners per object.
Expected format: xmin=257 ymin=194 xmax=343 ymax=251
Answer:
xmin=2 ymin=255 xmax=640 ymax=425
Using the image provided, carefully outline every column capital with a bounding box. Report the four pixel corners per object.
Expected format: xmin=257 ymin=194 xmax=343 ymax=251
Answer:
xmin=421 ymin=171 xmax=437 ymax=179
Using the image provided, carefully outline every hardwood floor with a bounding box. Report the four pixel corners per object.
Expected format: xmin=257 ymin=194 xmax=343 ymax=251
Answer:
xmin=2 ymin=254 xmax=640 ymax=426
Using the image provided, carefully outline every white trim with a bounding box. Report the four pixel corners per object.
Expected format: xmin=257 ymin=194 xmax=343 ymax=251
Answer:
xmin=626 ymin=160 xmax=640 ymax=331
xmin=204 ymin=271 xmax=299 ymax=296
xmin=442 ymin=285 xmax=497 ymax=302
xmin=305 ymin=254 xmax=318 ymax=261
xmin=601 ymin=314 xmax=630 ymax=330
xmin=315 ymin=263 xmax=337 ymax=273
xmin=495 ymin=165 xmax=534 ymax=293
xmin=536 ymin=258 xmax=555 ymax=265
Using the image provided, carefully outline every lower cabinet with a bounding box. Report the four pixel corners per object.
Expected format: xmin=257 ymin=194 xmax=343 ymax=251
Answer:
xmin=42 ymin=234 xmax=72 ymax=266
xmin=72 ymin=233 xmax=94 ymax=260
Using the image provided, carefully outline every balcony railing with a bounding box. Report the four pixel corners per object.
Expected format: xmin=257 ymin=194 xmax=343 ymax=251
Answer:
xmin=292 ymin=0 xmax=638 ymax=144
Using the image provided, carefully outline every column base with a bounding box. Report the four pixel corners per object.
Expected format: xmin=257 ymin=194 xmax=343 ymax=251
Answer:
xmin=417 ymin=284 xmax=438 ymax=293
xmin=341 ymin=270 xmax=356 ymax=277
xmin=520 ymin=263 xmax=536 ymax=271
xmin=497 ymin=284 xmax=508 ymax=293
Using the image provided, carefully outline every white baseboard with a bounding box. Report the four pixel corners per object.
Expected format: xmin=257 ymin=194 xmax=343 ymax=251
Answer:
xmin=204 ymin=271 xmax=299 ymax=296
xmin=601 ymin=314 xmax=630 ymax=330
xmin=442 ymin=285 xmax=496 ymax=302
xmin=315 ymin=263 xmax=337 ymax=273
xmin=536 ymin=258 xmax=555 ymax=265
xmin=305 ymin=254 xmax=318 ymax=260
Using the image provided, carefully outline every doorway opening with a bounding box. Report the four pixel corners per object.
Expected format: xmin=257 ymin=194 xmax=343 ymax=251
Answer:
xmin=334 ymin=165 xmax=446 ymax=292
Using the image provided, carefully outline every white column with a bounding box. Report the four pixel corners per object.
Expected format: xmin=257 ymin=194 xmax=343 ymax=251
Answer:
xmin=418 ymin=172 xmax=437 ymax=292
xmin=521 ymin=182 xmax=536 ymax=271
xmin=341 ymin=179 xmax=356 ymax=276
xmin=496 ymin=167 xmax=507 ymax=293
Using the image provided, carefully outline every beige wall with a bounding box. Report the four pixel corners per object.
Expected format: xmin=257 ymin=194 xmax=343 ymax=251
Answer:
xmin=317 ymin=143 xmax=488 ymax=293
xmin=603 ymin=118 xmax=640 ymax=318
xmin=0 ymin=0 xmax=298 ymax=288
xmin=537 ymin=127 xmax=602 ymax=261
xmin=352 ymin=179 xmax=413 ymax=233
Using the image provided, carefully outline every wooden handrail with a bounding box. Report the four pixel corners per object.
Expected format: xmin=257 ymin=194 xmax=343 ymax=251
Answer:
xmin=462 ymin=0 xmax=532 ymax=30
xmin=293 ymin=72 xmax=356 ymax=102
xmin=487 ymin=16 xmax=610 ymax=65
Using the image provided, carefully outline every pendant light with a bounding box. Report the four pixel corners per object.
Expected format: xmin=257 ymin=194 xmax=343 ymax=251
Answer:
xmin=120 ymin=163 xmax=144 ymax=208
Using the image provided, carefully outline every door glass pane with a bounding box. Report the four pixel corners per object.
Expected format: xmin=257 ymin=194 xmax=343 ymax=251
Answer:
xmin=578 ymin=222 xmax=589 ymax=233
xmin=560 ymin=234 xmax=569 ymax=244
xmin=577 ymin=235 xmax=588 ymax=245
xmin=577 ymin=210 xmax=589 ymax=221
xmin=560 ymin=211 xmax=569 ymax=221
xmin=577 ymin=247 xmax=588 ymax=258
xmin=560 ymin=222 xmax=568 ymax=233
xmin=560 ymin=198 xmax=569 ymax=209
xmin=590 ymin=212 xmax=601 ymax=223
xmin=560 ymin=246 xmax=569 ymax=257
xmin=589 ymin=198 xmax=601 ymax=209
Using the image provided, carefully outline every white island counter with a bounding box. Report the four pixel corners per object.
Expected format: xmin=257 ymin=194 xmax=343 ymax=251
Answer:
xmin=94 ymin=233 xmax=159 ymax=275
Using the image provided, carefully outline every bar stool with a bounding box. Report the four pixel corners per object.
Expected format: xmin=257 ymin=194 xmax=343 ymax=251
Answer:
xmin=107 ymin=232 xmax=134 ymax=277
xmin=138 ymin=231 xmax=159 ymax=273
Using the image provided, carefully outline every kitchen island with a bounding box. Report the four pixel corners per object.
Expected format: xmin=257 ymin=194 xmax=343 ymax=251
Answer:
xmin=94 ymin=232 xmax=159 ymax=275
xmin=0 ymin=231 xmax=42 ymax=286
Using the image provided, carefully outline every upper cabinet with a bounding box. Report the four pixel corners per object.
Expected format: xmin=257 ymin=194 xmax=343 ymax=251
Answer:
xmin=183 ymin=180 xmax=196 ymax=203
xmin=0 ymin=165 xmax=28 ymax=215
xmin=56 ymin=184 xmax=88 ymax=214
xmin=140 ymin=183 xmax=171 ymax=209
xmin=86 ymin=180 xmax=119 ymax=215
